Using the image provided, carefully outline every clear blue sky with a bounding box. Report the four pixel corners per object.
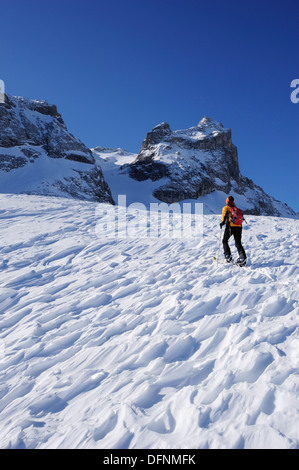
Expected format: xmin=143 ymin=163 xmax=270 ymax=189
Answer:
xmin=1 ymin=0 xmax=298 ymax=211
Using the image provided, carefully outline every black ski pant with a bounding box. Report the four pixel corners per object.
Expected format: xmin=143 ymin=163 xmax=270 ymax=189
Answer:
xmin=222 ymin=225 xmax=246 ymax=259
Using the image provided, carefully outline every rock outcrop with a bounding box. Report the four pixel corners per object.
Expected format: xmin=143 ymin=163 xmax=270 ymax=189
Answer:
xmin=0 ymin=94 xmax=114 ymax=204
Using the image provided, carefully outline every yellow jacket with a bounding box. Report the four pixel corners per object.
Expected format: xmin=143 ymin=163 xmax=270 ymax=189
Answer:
xmin=222 ymin=205 xmax=239 ymax=227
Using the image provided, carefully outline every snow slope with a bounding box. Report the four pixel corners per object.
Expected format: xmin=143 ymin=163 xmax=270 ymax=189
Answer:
xmin=0 ymin=194 xmax=298 ymax=449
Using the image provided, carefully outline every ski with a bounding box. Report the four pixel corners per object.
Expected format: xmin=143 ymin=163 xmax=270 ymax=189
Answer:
xmin=213 ymin=257 xmax=248 ymax=267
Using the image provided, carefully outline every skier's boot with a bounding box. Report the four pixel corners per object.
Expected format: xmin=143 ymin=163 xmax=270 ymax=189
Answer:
xmin=236 ymin=257 xmax=246 ymax=267
xmin=225 ymin=254 xmax=233 ymax=263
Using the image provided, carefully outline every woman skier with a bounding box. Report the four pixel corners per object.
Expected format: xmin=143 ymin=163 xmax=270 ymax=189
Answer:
xmin=220 ymin=195 xmax=247 ymax=266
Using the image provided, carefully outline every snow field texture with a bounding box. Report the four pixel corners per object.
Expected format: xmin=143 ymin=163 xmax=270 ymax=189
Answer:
xmin=0 ymin=194 xmax=298 ymax=449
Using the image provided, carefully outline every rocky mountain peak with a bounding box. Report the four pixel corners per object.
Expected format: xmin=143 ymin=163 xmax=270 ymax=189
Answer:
xmin=139 ymin=122 xmax=172 ymax=152
xmin=0 ymin=94 xmax=114 ymax=203
xmin=116 ymin=118 xmax=297 ymax=217
xmin=197 ymin=116 xmax=225 ymax=131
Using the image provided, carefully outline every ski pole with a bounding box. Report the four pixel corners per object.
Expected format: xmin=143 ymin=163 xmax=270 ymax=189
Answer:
xmin=214 ymin=226 xmax=222 ymax=266
xmin=217 ymin=226 xmax=222 ymax=266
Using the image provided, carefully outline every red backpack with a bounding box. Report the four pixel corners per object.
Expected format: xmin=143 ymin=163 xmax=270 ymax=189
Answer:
xmin=229 ymin=206 xmax=243 ymax=225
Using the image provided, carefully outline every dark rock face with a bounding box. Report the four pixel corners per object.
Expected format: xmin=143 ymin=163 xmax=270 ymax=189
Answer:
xmin=0 ymin=94 xmax=114 ymax=204
xmin=123 ymin=118 xmax=297 ymax=217
xmin=0 ymin=153 xmax=27 ymax=172
xmin=128 ymin=159 xmax=170 ymax=182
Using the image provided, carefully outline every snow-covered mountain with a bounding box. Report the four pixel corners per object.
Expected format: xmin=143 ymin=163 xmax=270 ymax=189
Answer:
xmin=93 ymin=118 xmax=297 ymax=217
xmin=0 ymin=193 xmax=298 ymax=449
xmin=0 ymin=95 xmax=114 ymax=204
xmin=0 ymin=94 xmax=297 ymax=217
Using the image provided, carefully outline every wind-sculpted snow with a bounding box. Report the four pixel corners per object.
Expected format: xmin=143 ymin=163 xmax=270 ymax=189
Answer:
xmin=0 ymin=194 xmax=298 ymax=449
